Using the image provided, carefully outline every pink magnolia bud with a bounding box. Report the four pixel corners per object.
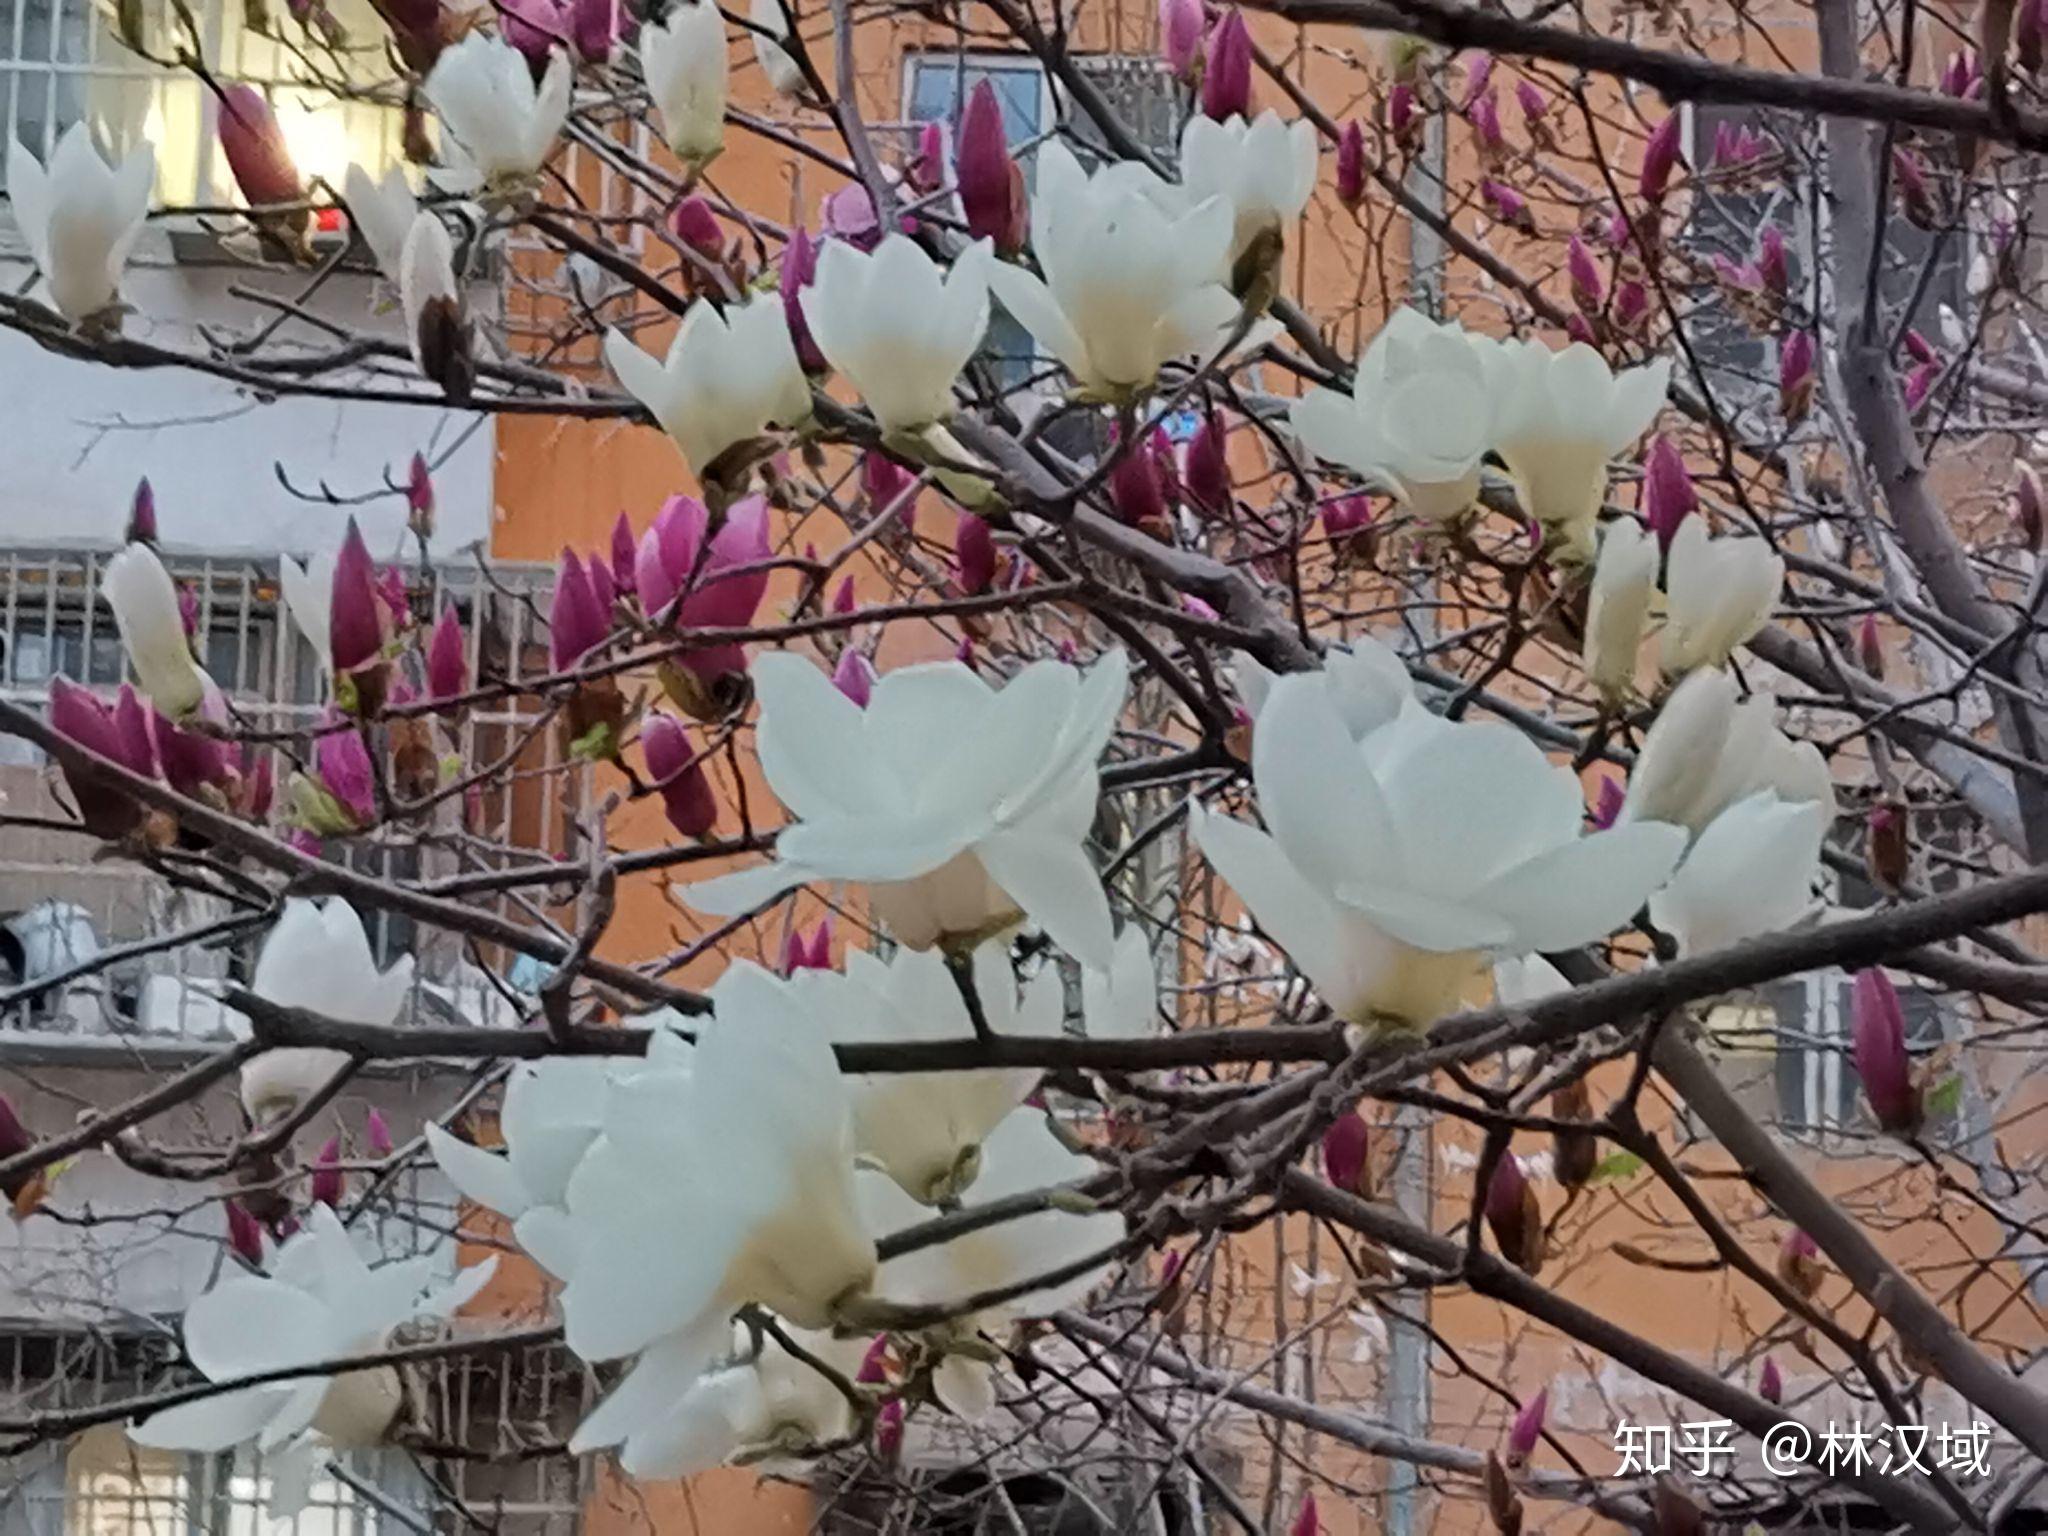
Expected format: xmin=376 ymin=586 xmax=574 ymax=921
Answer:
xmin=909 ymin=119 xmax=947 ymax=195
xmin=1611 ymin=278 xmax=1648 ymax=330
xmin=804 ymin=916 xmax=834 ymax=969
xmin=641 ymin=710 xmax=717 ymax=838
xmin=316 ymin=723 xmax=375 ymax=827
xmin=1460 ymin=52 xmax=1494 ymax=112
xmin=1480 ymin=179 xmax=1533 ymax=234
xmin=149 ymin=709 xmax=235 ymax=799
xmin=177 ymin=584 xmax=200 ymax=641
xmin=1856 ymin=613 xmax=1885 ymax=679
xmin=1484 ymin=1152 xmax=1544 ymax=1272
xmin=310 ymin=1136 xmax=344 ymax=1208
xmin=857 ymin=1334 xmax=891 ymax=1384
xmin=1904 ymin=329 xmax=1939 ymax=367
xmin=1388 ymin=83 xmax=1419 ymax=146
xmin=500 ymin=0 xmax=568 ymax=61
xmin=1185 ymin=412 xmax=1231 ymax=516
xmin=1893 ymin=148 xmax=1936 ymax=228
xmin=1321 ymin=492 xmax=1374 ymax=561
xmin=1566 ymin=234 xmax=1603 ymax=314
xmin=1758 ymin=1356 xmax=1783 ymax=1404
xmin=1640 ymin=434 xmax=1696 ymax=550
xmin=1183 ymin=593 xmax=1219 ymax=622
xmin=1515 ymin=79 xmax=1546 ymax=121
xmin=572 ymin=0 xmax=625 ymax=60
xmin=777 ymin=917 xmax=834 ymax=974
xmin=821 ymin=182 xmax=884 ymax=250
xmin=832 ymin=647 xmax=875 ymax=707
xmin=954 ymin=513 xmax=997 ymax=596
xmin=597 ymin=513 xmax=633 ymax=600
xmin=1468 ymin=91 xmax=1504 ymax=152
xmin=1505 ymin=1387 xmax=1547 ymax=1468
xmin=330 ymin=518 xmax=384 ymax=679
xmin=1160 ymin=0 xmax=1204 ymax=82
xmin=1867 ymin=802 xmax=1908 ymax=894
xmin=1565 ymin=312 xmax=1597 ymax=346
xmin=1757 ymin=224 xmax=1789 ymax=295
xmin=670 ymin=195 xmax=723 ymax=259
xmin=244 ymin=748 xmax=275 ymax=821
xmin=1592 ymin=774 xmax=1625 ymax=829
xmin=51 ymin=677 xmax=154 ymax=778
xmin=1202 ymin=9 xmax=1252 ymax=121
xmin=218 ymin=85 xmax=303 ymax=209
xmin=1291 ymin=1494 xmax=1318 ymax=1536
xmin=953 ymin=635 xmax=975 ymax=665
xmin=861 ymin=451 xmax=920 ymax=533
xmin=550 ymin=549 xmax=609 ymax=670
xmin=1852 ymin=968 xmax=1921 ymax=1134
xmin=1779 ymin=330 xmax=1817 ymax=421
xmin=365 ymin=1107 xmax=395 ymax=1157
xmin=1109 ymin=424 xmax=1171 ymax=533
xmin=404 ymin=452 xmax=435 ymax=543
xmin=425 ymin=604 xmax=467 ymax=702
xmin=958 ymin=80 xmax=1027 ymax=253
xmin=225 ymin=1199 xmax=266 ymax=1266
xmin=829 ymin=575 xmax=857 ymax=616
xmin=1903 ymin=359 xmax=1940 ymax=414
xmin=1638 ymin=112 xmax=1683 ymax=202
xmin=781 ymin=227 xmax=827 ymax=373
xmin=1321 ymin=1108 xmax=1368 ymax=1195
xmin=2014 ymin=462 xmax=2044 ymax=549
xmin=128 ymin=478 xmax=158 ymax=545
xmin=875 ymin=1399 xmax=904 ymax=1460
xmin=1335 ymin=121 xmax=1366 ymax=208
xmin=1939 ymin=49 xmax=1981 ymax=98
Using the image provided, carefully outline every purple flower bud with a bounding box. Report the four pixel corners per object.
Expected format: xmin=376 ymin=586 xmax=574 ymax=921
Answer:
xmin=1893 ymin=148 xmax=1936 ymax=227
xmin=365 ymin=1107 xmax=395 ymax=1157
xmin=218 ymin=84 xmax=303 ymax=209
xmin=831 ymin=646 xmax=875 ymax=707
xmin=401 ymin=454 xmax=435 ymax=545
xmin=50 ymin=677 xmax=154 ymax=782
xmin=571 ymin=0 xmax=624 ymax=62
xmin=221 ymin=1198 xmax=265 ymax=1265
xmin=954 ymin=513 xmax=997 ymax=596
xmin=1758 ymin=1356 xmax=1783 ymax=1404
xmin=1565 ymin=312 xmax=1597 ymax=347
xmin=330 ymin=518 xmax=384 ymax=679
xmin=875 ymin=1398 xmax=904 ymax=1460
xmin=602 ymin=512 xmax=636 ymax=598
xmin=310 ymin=1136 xmax=344 ymax=1208
xmin=953 ymin=635 xmax=975 ymax=665
xmin=500 ymin=0 xmax=568 ymax=61
xmin=1516 ymin=79 xmax=1547 ymax=120
xmin=669 ymin=194 xmax=724 ymax=258
xmin=316 ymin=723 xmax=376 ymax=827
xmin=1567 ymin=234 xmax=1603 ymax=314
xmin=1321 ymin=1108 xmax=1368 ymax=1195
xmin=1904 ymin=329 xmax=1939 ymax=367
xmin=1160 ymin=0 xmax=1204 ymax=80
xmin=1290 ymin=1493 xmax=1318 ymax=1536
xmin=1109 ymin=424 xmax=1171 ymax=532
xmin=641 ymin=710 xmax=718 ymax=837
xmin=1592 ymin=774 xmax=1625 ymax=830
xmin=1903 ymin=359 xmax=1940 ymax=413
xmin=862 ymin=451 xmax=920 ymax=532
xmin=781 ymin=227 xmax=827 ymax=373
xmin=958 ymin=80 xmax=1028 ymax=253
xmin=244 ymin=748 xmax=275 ymax=821
xmin=425 ymin=604 xmax=467 ymax=702
xmin=2015 ymin=463 xmax=2044 ymax=549
xmin=1460 ymin=53 xmax=1494 ymax=112
xmin=802 ymin=919 xmax=834 ymax=969
xmin=821 ymin=181 xmax=884 ymax=249
xmin=829 ymin=575 xmax=857 ymax=616
xmin=1780 ymin=330 xmax=1817 ymax=420
xmin=1852 ymin=968 xmax=1921 ymax=1133
xmin=1201 ymin=9 xmax=1252 ymax=121
xmin=1185 ymin=412 xmax=1231 ymax=516
xmin=1856 ymin=613 xmax=1885 ymax=678
xmin=1640 ymin=434 xmax=1696 ymax=550
xmin=777 ymin=918 xmax=834 ymax=974
xmin=1638 ymin=112 xmax=1683 ymax=202
xmin=1183 ymin=593 xmax=1219 ymax=622
xmin=550 ymin=549 xmax=609 ymax=671
xmin=149 ymin=709 xmax=235 ymax=799
xmin=1469 ymin=91 xmax=1504 ymax=151
xmin=128 ymin=478 xmax=158 ymax=545
xmin=1335 ymin=121 xmax=1366 ymax=208
xmin=1611 ymin=278 xmax=1648 ymax=330
xmin=1506 ymin=1387 xmax=1547 ymax=1467
xmin=909 ymin=119 xmax=948 ymax=195
xmin=1480 ymin=179 xmax=1532 ymax=232
xmin=1388 ymin=83 xmax=1418 ymax=144
xmin=1939 ymin=49 xmax=1980 ymax=99
xmin=857 ymin=1334 xmax=891 ymax=1384
xmin=1757 ymin=224 xmax=1789 ymax=295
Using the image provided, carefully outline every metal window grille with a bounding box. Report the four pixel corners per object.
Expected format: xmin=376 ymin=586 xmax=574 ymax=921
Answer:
xmin=0 ymin=546 xmax=581 ymax=1043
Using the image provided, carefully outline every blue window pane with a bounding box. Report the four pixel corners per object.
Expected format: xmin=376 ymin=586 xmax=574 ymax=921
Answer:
xmin=906 ymin=58 xmax=1042 ymax=145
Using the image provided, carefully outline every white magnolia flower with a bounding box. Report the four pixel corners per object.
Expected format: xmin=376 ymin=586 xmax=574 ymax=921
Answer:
xmin=1583 ymin=517 xmax=1658 ymax=699
xmin=1235 ymin=636 xmax=1411 ymax=742
xmin=278 ymin=549 xmax=338 ymax=672
xmin=604 ymin=294 xmax=812 ymax=474
xmin=641 ymin=0 xmax=728 ymax=163
xmin=130 ymin=1206 xmax=495 ymax=1507
xmin=6 ymin=124 xmax=154 ymax=322
xmin=1180 ymin=112 xmax=1318 ymax=259
xmin=1292 ymin=309 xmax=1497 ymax=523
xmin=103 ymin=543 xmax=211 ymax=716
xmin=862 ymin=1108 xmax=1123 ymax=1416
xmin=787 ymin=941 xmax=1061 ymax=1203
xmin=1648 ymin=791 xmax=1825 ymax=956
xmin=1620 ymin=667 xmax=1834 ymax=838
xmin=341 ymin=162 xmax=415 ymax=283
xmin=538 ymin=962 xmax=875 ymax=1374
xmin=1192 ymin=675 xmax=1686 ymax=1027
xmin=986 ymin=141 xmax=1238 ymax=400
xmin=678 ymin=652 xmax=1126 ymax=970
xmin=587 ymin=1324 xmax=866 ymax=1478
xmin=750 ymin=0 xmax=806 ymax=98
xmin=425 ymin=34 xmax=571 ymax=191
xmin=1478 ymin=338 xmax=1671 ymax=556
xmin=232 ymin=899 xmax=415 ymax=1123
xmin=1659 ymin=517 xmax=1784 ymax=675
xmin=801 ymin=235 xmax=994 ymax=432
xmin=1079 ymin=925 xmax=1160 ymax=1040
xmin=398 ymin=210 xmax=462 ymax=380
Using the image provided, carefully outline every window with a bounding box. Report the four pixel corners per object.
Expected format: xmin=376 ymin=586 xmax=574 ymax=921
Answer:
xmin=904 ymin=54 xmax=1047 ymax=395
xmin=1068 ymin=52 xmax=1180 ymax=166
